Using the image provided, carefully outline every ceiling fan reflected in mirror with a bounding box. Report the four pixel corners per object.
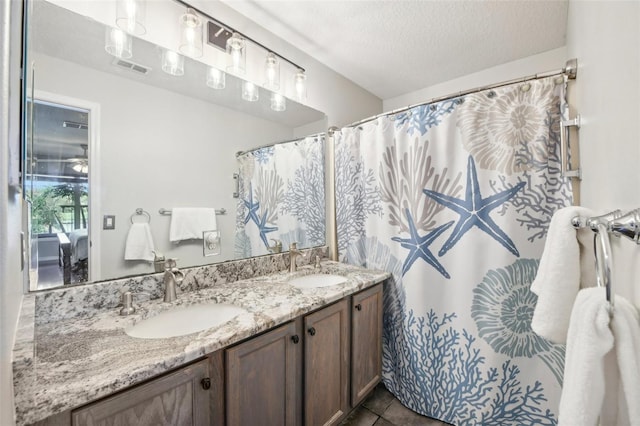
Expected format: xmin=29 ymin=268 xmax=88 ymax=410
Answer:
xmin=34 ymin=144 xmax=89 ymax=174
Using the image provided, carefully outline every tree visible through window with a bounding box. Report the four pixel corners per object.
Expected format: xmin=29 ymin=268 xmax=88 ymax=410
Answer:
xmin=30 ymin=182 xmax=88 ymax=234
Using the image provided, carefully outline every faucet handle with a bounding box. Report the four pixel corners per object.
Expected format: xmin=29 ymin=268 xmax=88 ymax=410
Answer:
xmin=164 ymin=258 xmax=178 ymax=270
xmin=290 ymin=242 xmax=298 ymax=250
xmin=269 ymin=239 xmax=282 ymax=253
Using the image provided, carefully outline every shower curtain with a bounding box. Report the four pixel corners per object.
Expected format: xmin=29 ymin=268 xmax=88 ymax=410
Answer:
xmin=336 ymin=76 xmax=572 ymax=425
xmin=235 ymin=135 xmax=325 ymax=258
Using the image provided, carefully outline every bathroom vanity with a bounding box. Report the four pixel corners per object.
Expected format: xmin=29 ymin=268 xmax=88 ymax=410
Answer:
xmin=13 ymin=256 xmax=388 ymax=426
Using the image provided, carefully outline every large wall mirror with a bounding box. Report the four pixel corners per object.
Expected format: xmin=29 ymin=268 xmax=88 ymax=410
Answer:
xmin=23 ymin=0 xmax=327 ymax=291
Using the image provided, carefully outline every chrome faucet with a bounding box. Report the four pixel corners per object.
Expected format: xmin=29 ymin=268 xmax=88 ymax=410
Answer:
xmin=289 ymin=242 xmax=306 ymax=273
xmin=163 ymin=259 xmax=184 ymax=303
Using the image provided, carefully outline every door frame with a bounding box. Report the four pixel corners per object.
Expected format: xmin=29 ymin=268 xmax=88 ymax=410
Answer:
xmin=32 ymin=90 xmax=101 ymax=283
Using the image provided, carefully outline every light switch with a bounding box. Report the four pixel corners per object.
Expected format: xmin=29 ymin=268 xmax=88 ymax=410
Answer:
xmin=103 ymin=215 xmax=116 ymax=230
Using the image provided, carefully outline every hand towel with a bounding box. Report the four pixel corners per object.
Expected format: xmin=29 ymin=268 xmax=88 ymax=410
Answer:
xmin=124 ymin=222 xmax=156 ymax=261
xmin=610 ymin=295 xmax=640 ymax=424
xmin=169 ymin=208 xmax=217 ymax=242
xmin=531 ymin=206 xmax=596 ymax=343
xmin=559 ymin=288 xmax=640 ymax=426
xmin=558 ymin=287 xmax=613 ymax=426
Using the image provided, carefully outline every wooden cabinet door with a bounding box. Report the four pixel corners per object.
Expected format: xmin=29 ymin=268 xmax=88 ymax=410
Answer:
xmin=225 ymin=321 xmax=302 ymax=426
xmin=304 ymin=299 xmax=350 ymax=426
xmin=71 ymin=358 xmax=211 ymax=426
xmin=351 ymin=283 xmax=383 ymax=406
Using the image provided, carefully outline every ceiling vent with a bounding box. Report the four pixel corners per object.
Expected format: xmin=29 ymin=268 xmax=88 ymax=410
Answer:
xmin=112 ymin=58 xmax=151 ymax=75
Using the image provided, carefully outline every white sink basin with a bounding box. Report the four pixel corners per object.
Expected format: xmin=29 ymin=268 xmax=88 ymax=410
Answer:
xmin=289 ymin=274 xmax=348 ymax=289
xmin=125 ymin=303 xmax=246 ymax=339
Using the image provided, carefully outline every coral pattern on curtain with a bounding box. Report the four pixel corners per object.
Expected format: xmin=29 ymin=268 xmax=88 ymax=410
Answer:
xmin=235 ymin=135 xmax=325 ymax=258
xmin=336 ymin=76 xmax=572 ymax=425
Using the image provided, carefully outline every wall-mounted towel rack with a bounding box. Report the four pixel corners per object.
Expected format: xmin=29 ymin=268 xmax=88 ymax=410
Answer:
xmin=572 ymin=208 xmax=640 ymax=243
xmin=159 ymin=207 xmax=227 ymax=216
xmin=571 ymin=207 xmax=640 ymax=307
xmin=130 ymin=208 xmax=151 ymax=224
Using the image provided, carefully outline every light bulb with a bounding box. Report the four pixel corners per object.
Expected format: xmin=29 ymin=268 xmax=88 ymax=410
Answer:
xmin=206 ymin=67 xmax=226 ymax=90
xmin=179 ymin=8 xmax=203 ymax=58
xmin=270 ymin=93 xmax=286 ymax=112
xmin=294 ymin=70 xmax=307 ymax=102
xmin=116 ymin=0 xmax=146 ymax=35
xmin=104 ymin=27 xmax=132 ymax=59
xmin=263 ymin=52 xmax=280 ymax=90
xmin=242 ymin=81 xmax=259 ymax=102
xmin=162 ymin=50 xmax=184 ymax=76
xmin=226 ymin=33 xmax=246 ymax=75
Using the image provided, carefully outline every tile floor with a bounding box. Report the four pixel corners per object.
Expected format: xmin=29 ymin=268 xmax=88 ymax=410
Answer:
xmin=340 ymin=384 xmax=452 ymax=426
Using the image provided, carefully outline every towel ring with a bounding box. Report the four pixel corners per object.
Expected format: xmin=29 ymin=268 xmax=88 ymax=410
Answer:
xmin=593 ymin=223 xmax=614 ymax=308
xmin=131 ymin=208 xmax=151 ymax=224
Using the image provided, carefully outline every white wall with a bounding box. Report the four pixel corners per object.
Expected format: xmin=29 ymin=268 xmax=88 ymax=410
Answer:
xmin=384 ymin=47 xmax=568 ymax=111
xmin=36 ymin=53 xmax=298 ymax=281
xmin=1 ymin=1 xmax=25 ymax=425
xmin=566 ymin=0 xmax=640 ymax=304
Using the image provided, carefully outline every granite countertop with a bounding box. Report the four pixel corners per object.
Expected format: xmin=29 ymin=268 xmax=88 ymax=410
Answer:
xmin=12 ymin=261 xmax=390 ymax=426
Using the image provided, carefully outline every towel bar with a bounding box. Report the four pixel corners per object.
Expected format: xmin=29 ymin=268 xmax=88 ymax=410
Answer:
xmin=159 ymin=207 xmax=227 ymax=216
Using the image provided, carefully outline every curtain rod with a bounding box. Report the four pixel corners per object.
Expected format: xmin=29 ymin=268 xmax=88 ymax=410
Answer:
xmin=343 ymin=58 xmax=578 ymax=129
xmin=235 ymin=131 xmax=326 ymax=157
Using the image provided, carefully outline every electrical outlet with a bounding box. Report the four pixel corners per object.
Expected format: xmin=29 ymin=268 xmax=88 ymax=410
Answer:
xmin=203 ymin=230 xmax=221 ymax=256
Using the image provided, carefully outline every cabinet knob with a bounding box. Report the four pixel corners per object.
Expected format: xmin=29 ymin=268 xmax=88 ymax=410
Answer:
xmin=201 ymin=377 xmax=211 ymax=390
xmin=355 ymin=303 xmax=362 ymax=311
xmin=308 ymin=327 xmax=316 ymax=336
xmin=291 ymin=335 xmax=300 ymax=344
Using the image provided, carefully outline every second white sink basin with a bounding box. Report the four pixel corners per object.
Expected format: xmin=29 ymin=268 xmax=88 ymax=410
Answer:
xmin=289 ymin=274 xmax=348 ymax=289
xmin=125 ymin=303 xmax=246 ymax=339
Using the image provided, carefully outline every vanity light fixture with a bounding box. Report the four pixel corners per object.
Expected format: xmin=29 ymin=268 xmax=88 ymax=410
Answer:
xmin=161 ymin=50 xmax=185 ymax=76
xmin=264 ymin=52 xmax=280 ymax=91
xmin=294 ymin=69 xmax=307 ymax=102
xmin=242 ymin=81 xmax=259 ymax=102
xmin=116 ymin=0 xmax=146 ymax=35
xmin=105 ymin=27 xmax=132 ymax=59
xmin=206 ymin=66 xmax=226 ymax=89
xmin=178 ymin=8 xmax=203 ymax=58
xmin=226 ymin=32 xmax=246 ymax=75
xmin=270 ymin=92 xmax=286 ymax=112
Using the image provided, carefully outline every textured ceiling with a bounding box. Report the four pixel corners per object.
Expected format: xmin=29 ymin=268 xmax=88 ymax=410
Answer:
xmin=222 ymin=0 xmax=569 ymax=100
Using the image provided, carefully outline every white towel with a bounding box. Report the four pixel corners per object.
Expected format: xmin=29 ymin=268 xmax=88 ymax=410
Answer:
xmin=531 ymin=206 xmax=596 ymax=343
xmin=559 ymin=288 xmax=613 ymax=426
xmin=559 ymin=288 xmax=640 ymax=426
xmin=124 ymin=222 xmax=156 ymax=261
xmin=610 ymin=295 xmax=640 ymax=424
xmin=169 ymin=208 xmax=217 ymax=242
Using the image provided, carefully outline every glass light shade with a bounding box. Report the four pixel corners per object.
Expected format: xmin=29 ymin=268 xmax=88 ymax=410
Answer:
xmin=72 ymin=163 xmax=88 ymax=174
xmin=161 ymin=50 xmax=184 ymax=76
xmin=226 ymin=32 xmax=246 ymax=75
xmin=206 ymin=67 xmax=226 ymax=89
xmin=105 ymin=27 xmax=132 ymax=59
xmin=263 ymin=52 xmax=280 ymax=90
xmin=178 ymin=8 xmax=203 ymax=58
xmin=116 ymin=0 xmax=146 ymax=35
xmin=242 ymin=81 xmax=259 ymax=102
xmin=294 ymin=70 xmax=307 ymax=102
xmin=270 ymin=93 xmax=286 ymax=112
